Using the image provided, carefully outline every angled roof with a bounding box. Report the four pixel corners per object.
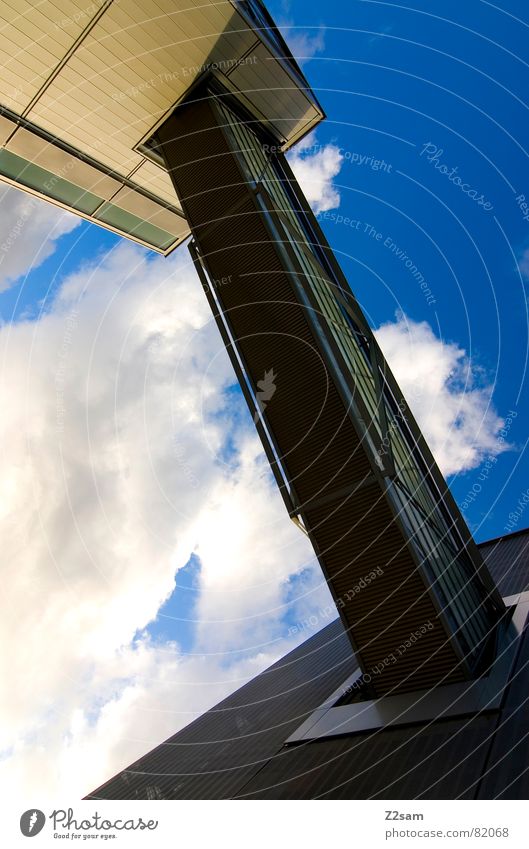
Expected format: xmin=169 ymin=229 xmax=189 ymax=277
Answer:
xmin=87 ymin=527 xmax=529 ymax=800
xmin=0 ymin=0 xmax=323 ymax=253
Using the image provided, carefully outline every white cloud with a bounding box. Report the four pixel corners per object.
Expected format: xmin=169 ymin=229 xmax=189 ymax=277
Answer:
xmin=0 ymin=233 xmax=325 ymax=801
xmin=0 ymin=144 xmax=348 ymax=799
xmin=0 ymin=185 xmax=80 ymax=292
xmin=279 ymin=22 xmax=325 ymax=65
xmin=0 ymin=147 xmax=508 ymax=802
xmin=375 ymin=313 xmax=507 ymax=476
xmin=287 ymin=134 xmax=343 ymax=213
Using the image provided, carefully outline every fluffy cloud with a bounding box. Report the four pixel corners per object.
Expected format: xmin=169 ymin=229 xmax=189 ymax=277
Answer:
xmin=279 ymin=22 xmax=325 ymax=65
xmin=0 ymin=185 xmax=79 ymax=291
xmin=0 ymin=143 xmax=507 ymax=802
xmin=375 ymin=313 xmax=507 ymax=476
xmin=0 ymin=140 xmax=346 ymax=800
xmin=0 ymin=236 xmax=325 ymax=800
xmin=287 ymin=134 xmax=343 ymax=213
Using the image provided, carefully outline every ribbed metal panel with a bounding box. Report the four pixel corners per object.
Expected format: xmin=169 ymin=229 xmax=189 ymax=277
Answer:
xmin=236 ymin=716 xmax=496 ymax=799
xmin=476 ymin=618 xmax=529 ymax=799
xmin=155 ymin=96 xmax=466 ymax=696
xmin=480 ymin=530 xmax=529 ymax=597
xmin=304 ymin=486 xmax=465 ymax=691
xmin=87 ymin=533 xmax=529 ymax=800
xmin=87 ymin=619 xmax=357 ymax=800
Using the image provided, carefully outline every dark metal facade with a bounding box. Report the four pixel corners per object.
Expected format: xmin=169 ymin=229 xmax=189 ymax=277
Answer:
xmin=153 ymin=87 xmax=503 ymax=696
xmin=89 ymin=618 xmax=357 ymax=800
xmin=479 ymin=528 xmax=529 ymax=598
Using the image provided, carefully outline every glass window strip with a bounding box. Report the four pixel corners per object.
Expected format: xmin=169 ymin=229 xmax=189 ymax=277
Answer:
xmin=393 ymin=483 xmax=491 ymax=649
xmin=392 ymin=489 xmax=480 ymax=659
xmin=210 ymin=94 xmax=499 ymax=670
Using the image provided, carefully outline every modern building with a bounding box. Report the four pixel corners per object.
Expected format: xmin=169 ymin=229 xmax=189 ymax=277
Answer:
xmin=87 ymin=529 xmax=529 ymax=800
xmin=0 ymin=0 xmax=321 ymax=252
xmin=1 ymin=1 xmax=525 ymax=798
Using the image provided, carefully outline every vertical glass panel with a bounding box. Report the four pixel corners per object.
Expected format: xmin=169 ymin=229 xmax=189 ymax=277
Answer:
xmin=0 ymin=148 xmax=102 ymax=215
xmin=213 ymin=95 xmax=499 ymax=669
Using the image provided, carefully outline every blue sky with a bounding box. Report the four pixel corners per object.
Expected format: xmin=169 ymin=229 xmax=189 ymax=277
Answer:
xmin=1 ymin=0 xmax=528 ymax=799
xmin=3 ymin=0 xmax=527 ymax=542
xmin=270 ymin=0 xmax=529 ymax=541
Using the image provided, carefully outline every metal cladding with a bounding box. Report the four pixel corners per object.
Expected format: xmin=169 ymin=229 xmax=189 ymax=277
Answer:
xmin=478 ymin=529 xmax=529 ymax=597
xmin=155 ymin=90 xmax=504 ymax=697
xmin=0 ymin=0 xmax=323 ymax=253
xmin=87 ymin=534 xmax=529 ymax=801
xmin=87 ymin=618 xmax=358 ymax=800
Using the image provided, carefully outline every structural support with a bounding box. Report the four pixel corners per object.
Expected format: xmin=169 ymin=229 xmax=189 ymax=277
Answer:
xmin=156 ymin=82 xmax=504 ymax=696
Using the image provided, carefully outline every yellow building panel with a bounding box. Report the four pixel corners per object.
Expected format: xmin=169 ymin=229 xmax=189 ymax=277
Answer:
xmin=28 ymin=102 xmax=156 ymax=175
xmin=24 ymin=1 xmax=261 ymax=180
xmin=6 ymin=126 xmax=122 ymax=199
xmin=72 ymin=39 xmax=185 ymax=118
xmin=0 ymin=65 xmax=35 ymax=112
xmin=108 ymin=4 xmax=210 ymax=70
xmin=33 ymin=63 xmax=147 ymax=134
xmin=1 ymin=0 xmax=89 ymax=48
xmin=149 ymin=0 xmax=234 ymax=42
xmin=0 ymin=0 xmax=323 ymax=235
xmin=156 ymin=0 xmax=257 ymax=48
xmin=229 ymin=41 xmax=318 ymax=141
xmin=78 ymin=45 xmax=172 ymax=111
xmin=24 ymin=101 xmax=143 ymax=175
xmin=0 ymin=0 xmax=96 ymax=110
xmin=0 ymin=113 xmax=17 ymax=145
xmin=110 ymin=185 xmax=186 ymax=236
xmin=89 ymin=0 xmax=256 ymax=88
xmin=130 ymin=160 xmax=182 ymax=208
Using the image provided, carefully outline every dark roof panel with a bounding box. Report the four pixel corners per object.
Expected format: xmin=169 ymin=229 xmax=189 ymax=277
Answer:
xmin=234 ymin=716 xmax=496 ymax=800
xmin=479 ymin=530 xmax=529 ymax=597
xmin=88 ymin=617 xmax=357 ymax=800
xmin=86 ymin=528 xmax=529 ymax=800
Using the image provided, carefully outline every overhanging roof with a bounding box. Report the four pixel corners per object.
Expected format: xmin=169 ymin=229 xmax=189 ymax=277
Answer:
xmin=0 ymin=0 xmax=324 ymax=253
xmin=86 ymin=529 xmax=529 ymax=800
